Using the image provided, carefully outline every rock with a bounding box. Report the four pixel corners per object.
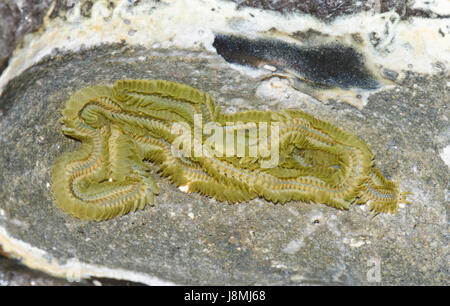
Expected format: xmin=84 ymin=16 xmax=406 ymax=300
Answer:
xmin=0 ymin=44 xmax=448 ymax=285
xmin=0 ymin=0 xmax=53 ymax=74
xmin=232 ymin=0 xmax=448 ymax=21
xmin=0 ymin=0 xmax=448 ymax=286
xmin=0 ymin=1 xmax=21 ymax=74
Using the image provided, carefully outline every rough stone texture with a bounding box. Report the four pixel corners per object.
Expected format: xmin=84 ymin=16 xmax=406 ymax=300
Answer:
xmin=2 ymin=0 xmax=449 ymax=77
xmin=232 ymin=0 xmax=449 ymax=21
xmin=0 ymin=45 xmax=448 ymax=285
xmin=0 ymin=1 xmax=21 ymax=75
xmin=0 ymin=0 xmax=53 ymax=74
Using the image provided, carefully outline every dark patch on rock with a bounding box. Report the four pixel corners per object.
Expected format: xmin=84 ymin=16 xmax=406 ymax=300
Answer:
xmin=213 ymin=34 xmax=379 ymax=90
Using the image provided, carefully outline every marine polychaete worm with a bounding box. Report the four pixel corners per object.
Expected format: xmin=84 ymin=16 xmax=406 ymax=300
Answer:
xmin=51 ymin=79 xmax=411 ymax=221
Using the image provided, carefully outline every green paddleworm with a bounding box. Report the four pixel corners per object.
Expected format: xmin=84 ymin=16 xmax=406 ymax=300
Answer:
xmin=51 ymin=79 xmax=411 ymax=221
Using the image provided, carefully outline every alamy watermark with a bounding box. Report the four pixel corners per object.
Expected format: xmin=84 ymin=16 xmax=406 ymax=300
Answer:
xmin=171 ymin=114 xmax=280 ymax=168
xmin=366 ymin=256 xmax=382 ymax=283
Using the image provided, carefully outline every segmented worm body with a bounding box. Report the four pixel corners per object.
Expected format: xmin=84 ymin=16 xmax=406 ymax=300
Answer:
xmin=51 ymin=80 xmax=410 ymax=220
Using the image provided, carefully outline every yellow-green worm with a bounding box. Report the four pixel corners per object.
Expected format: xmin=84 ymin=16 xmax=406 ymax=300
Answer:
xmin=51 ymin=79 xmax=411 ymax=221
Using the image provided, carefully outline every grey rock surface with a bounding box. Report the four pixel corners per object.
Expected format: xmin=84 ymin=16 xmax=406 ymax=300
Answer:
xmin=0 ymin=44 xmax=448 ymax=285
xmin=0 ymin=1 xmax=21 ymax=74
xmin=0 ymin=0 xmax=53 ymax=74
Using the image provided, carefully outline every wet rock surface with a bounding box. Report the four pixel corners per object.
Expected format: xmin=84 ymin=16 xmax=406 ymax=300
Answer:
xmin=0 ymin=45 xmax=448 ymax=285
